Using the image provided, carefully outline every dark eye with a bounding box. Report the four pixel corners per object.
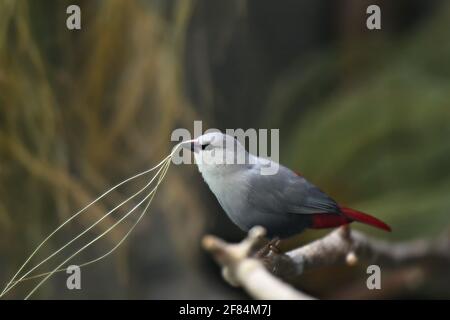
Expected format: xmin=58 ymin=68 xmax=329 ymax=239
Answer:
xmin=201 ymin=143 xmax=210 ymax=150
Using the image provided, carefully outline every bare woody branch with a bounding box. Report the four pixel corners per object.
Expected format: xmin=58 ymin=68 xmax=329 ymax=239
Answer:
xmin=286 ymin=226 xmax=450 ymax=272
xmin=202 ymin=226 xmax=314 ymax=300
xmin=202 ymin=225 xmax=450 ymax=299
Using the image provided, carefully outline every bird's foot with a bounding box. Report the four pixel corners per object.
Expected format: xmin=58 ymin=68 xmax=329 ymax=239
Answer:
xmin=268 ymin=237 xmax=282 ymax=254
xmin=253 ymin=237 xmax=281 ymax=258
xmin=251 ymin=237 xmax=299 ymax=280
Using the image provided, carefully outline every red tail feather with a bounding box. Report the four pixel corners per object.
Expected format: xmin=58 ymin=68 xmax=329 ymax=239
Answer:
xmin=310 ymin=206 xmax=391 ymax=232
xmin=340 ymin=206 xmax=391 ymax=232
xmin=310 ymin=214 xmax=350 ymax=229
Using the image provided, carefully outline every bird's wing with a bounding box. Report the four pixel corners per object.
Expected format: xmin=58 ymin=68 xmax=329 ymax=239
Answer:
xmin=246 ymin=164 xmax=341 ymax=216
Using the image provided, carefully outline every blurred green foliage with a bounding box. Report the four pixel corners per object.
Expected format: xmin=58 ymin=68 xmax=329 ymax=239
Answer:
xmin=282 ymin=4 xmax=450 ymax=239
xmin=0 ymin=0 xmax=207 ymax=299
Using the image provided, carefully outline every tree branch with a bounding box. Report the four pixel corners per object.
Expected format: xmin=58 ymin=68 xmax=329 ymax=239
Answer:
xmin=286 ymin=226 xmax=450 ymax=272
xmin=202 ymin=226 xmax=314 ymax=300
xmin=202 ymin=225 xmax=450 ymax=299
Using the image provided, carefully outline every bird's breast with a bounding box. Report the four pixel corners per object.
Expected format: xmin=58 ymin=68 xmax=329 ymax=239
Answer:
xmin=200 ymin=170 xmax=253 ymax=230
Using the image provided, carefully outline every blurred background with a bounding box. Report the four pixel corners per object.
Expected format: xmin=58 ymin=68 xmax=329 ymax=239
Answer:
xmin=1 ymin=0 xmax=450 ymax=299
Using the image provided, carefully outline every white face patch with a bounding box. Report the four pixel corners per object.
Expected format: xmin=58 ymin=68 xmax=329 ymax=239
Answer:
xmin=171 ymin=127 xmax=280 ymax=175
xmin=192 ymin=132 xmax=279 ymax=176
xmin=194 ymin=134 xmax=243 ymax=167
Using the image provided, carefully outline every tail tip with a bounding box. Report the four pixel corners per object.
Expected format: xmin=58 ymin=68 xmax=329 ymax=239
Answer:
xmin=340 ymin=206 xmax=392 ymax=232
xmin=379 ymin=223 xmax=392 ymax=232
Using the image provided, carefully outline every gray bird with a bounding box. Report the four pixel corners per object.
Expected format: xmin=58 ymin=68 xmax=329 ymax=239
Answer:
xmin=181 ymin=132 xmax=390 ymax=238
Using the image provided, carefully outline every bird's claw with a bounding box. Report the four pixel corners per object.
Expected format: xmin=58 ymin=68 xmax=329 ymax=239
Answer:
xmin=268 ymin=239 xmax=281 ymax=254
xmin=253 ymin=237 xmax=281 ymax=259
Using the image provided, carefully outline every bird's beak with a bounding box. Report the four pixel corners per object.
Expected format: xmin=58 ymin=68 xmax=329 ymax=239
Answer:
xmin=180 ymin=139 xmax=201 ymax=153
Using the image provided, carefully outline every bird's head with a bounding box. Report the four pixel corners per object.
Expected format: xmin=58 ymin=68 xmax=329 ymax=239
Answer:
xmin=180 ymin=131 xmax=252 ymax=175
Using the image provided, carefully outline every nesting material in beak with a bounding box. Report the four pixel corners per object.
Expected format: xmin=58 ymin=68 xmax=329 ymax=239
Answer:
xmin=181 ymin=139 xmax=200 ymax=153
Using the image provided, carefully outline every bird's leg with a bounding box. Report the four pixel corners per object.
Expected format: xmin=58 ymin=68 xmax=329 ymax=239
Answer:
xmin=253 ymin=237 xmax=281 ymax=258
xmin=268 ymin=237 xmax=282 ymax=254
xmin=251 ymin=236 xmax=299 ymax=280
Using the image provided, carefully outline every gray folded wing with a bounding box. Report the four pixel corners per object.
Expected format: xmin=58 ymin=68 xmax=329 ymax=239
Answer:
xmin=246 ymin=164 xmax=341 ymax=216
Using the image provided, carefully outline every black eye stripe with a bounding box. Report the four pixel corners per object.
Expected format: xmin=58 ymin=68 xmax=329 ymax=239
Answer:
xmin=201 ymin=143 xmax=210 ymax=150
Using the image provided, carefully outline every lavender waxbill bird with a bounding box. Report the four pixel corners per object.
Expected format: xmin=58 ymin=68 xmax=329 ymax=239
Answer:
xmin=181 ymin=132 xmax=391 ymax=238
